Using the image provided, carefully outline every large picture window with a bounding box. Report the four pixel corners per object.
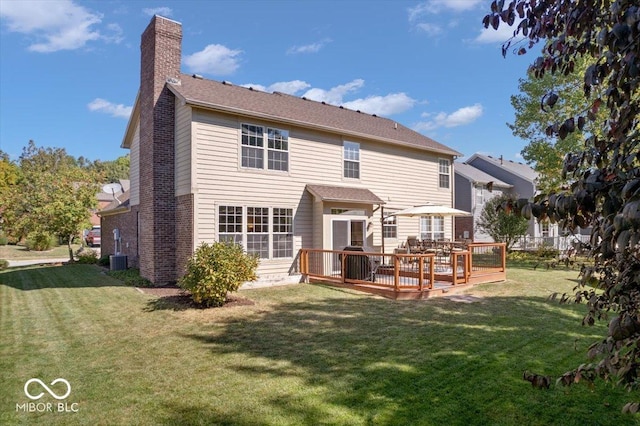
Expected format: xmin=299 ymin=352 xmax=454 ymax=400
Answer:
xmin=218 ymin=206 xmax=293 ymax=259
xmin=241 ymin=124 xmax=289 ymax=171
xmin=420 ymin=216 xmax=445 ymax=241
xmin=439 ymin=159 xmax=450 ymax=189
xmin=343 ymin=141 xmax=360 ymax=179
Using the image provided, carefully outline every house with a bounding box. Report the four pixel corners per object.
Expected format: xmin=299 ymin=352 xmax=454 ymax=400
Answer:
xmin=99 ymin=15 xmax=462 ymax=285
xmin=453 ymin=162 xmax=512 ymax=242
xmin=91 ymin=179 xmax=130 ymax=226
xmin=454 ymin=153 xmax=559 ymax=243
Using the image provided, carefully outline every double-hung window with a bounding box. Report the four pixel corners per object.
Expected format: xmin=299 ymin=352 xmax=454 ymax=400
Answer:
xmin=218 ymin=206 xmax=243 ymax=244
xmin=272 ymin=208 xmax=293 ymax=258
xmin=246 ymin=207 xmax=269 ymax=258
xmin=383 ymin=212 xmax=397 ymax=239
xmin=439 ymin=159 xmax=450 ymax=189
xmin=218 ymin=206 xmax=293 ymax=259
xmin=420 ymin=216 xmax=445 ymax=241
xmin=241 ymin=124 xmax=289 ymax=171
xmin=343 ymin=141 xmax=360 ymax=179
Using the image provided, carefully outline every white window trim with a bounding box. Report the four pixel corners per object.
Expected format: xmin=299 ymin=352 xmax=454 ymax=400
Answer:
xmin=343 ymin=141 xmax=360 ymax=180
xmin=239 ymin=123 xmax=290 ymax=174
xmin=438 ymin=158 xmax=451 ymax=189
xmin=217 ymin=205 xmax=295 ymax=260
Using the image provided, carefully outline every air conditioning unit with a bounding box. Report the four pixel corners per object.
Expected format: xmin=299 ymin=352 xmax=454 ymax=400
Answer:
xmin=109 ymin=254 xmax=128 ymax=271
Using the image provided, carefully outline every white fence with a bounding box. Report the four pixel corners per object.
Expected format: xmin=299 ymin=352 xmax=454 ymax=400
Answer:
xmin=512 ymin=234 xmax=590 ymax=252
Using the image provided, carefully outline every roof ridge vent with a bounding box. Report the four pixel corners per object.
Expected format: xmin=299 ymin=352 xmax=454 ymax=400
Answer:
xmin=222 ymin=80 xmax=233 ymax=85
xmin=192 ymin=74 xmax=203 ymax=79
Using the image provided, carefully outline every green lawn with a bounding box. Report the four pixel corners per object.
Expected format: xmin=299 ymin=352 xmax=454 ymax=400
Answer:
xmin=0 ymin=243 xmax=84 ymax=261
xmin=0 ymin=264 xmax=638 ymax=425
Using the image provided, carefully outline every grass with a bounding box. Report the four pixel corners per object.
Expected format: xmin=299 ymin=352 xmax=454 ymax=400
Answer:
xmin=0 ymin=263 xmax=638 ymax=425
xmin=0 ymin=243 xmax=84 ymax=261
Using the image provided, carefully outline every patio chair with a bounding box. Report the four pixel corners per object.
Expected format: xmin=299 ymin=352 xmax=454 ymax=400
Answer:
xmin=406 ymin=236 xmax=421 ymax=254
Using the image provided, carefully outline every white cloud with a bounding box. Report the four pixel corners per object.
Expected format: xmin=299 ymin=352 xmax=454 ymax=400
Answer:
xmin=142 ymin=7 xmax=173 ymax=17
xmin=302 ymin=79 xmax=365 ymax=105
xmin=415 ymin=103 xmax=483 ymax=132
xmin=474 ymin=18 xmax=523 ymax=44
xmin=342 ymin=93 xmax=416 ymax=116
xmin=87 ymin=98 xmax=132 ymax=119
xmin=183 ymin=44 xmax=243 ymax=75
xmin=0 ymin=0 xmax=104 ymax=52
xmin=287 ymin=38 xmax=331 ymax=54
xmin=241 ymin=80 xmax=311 ymax=95
xmin=416 ymin=23 xmax=442 ymax=36
xmin=409 ymin=0 xmax=483 ymax=20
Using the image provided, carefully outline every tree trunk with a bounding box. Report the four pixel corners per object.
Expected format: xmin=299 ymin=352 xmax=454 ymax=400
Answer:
xmin=67 ymin=235 xmax=74 ymax=262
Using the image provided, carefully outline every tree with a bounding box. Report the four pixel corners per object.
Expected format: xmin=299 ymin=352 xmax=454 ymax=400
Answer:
xmin=484 ymin=0 xmax=640 ymax=405
xmin=90 ymin=154 xmax=130 ymax=183
xmin=509 ymin=55 xmax=607 ymax=192
xmin=0 ymin=141 xmax=99 ymax=261
xmin=476 ymin=194 xmax=529 ymax=251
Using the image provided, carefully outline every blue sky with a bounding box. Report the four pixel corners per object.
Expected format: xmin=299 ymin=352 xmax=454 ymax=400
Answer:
xmin=0 ymin=0 xmax=535 ymax=162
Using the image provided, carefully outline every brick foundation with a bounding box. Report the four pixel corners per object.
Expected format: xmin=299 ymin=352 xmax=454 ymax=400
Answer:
xmin=175 ymin=193 xmax=194 ymax=279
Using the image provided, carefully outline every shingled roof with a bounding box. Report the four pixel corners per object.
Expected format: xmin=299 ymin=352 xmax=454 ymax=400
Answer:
xmin=162 ymin=73 xmax=461 ymax=156
xmin=306 ymin=184 xmax=385 ymax=205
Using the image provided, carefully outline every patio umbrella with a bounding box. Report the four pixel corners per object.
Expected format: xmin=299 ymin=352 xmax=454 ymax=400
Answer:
xmin=390 ymin=203 xmax=472 ymax=217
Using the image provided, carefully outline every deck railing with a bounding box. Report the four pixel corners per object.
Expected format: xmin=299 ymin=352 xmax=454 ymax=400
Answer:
xmin=299 ymin=242 xmax=506 ymax=294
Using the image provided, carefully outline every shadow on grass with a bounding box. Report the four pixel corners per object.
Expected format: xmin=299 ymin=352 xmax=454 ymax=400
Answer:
xmin=170 ymin=288 xmax=635 ymax=425
xmin=0 ymin=263 xmax=124 ymax=290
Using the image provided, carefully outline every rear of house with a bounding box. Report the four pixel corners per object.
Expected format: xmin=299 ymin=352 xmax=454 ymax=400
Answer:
xmin=100 ymin=15 xmax=462 ymax=285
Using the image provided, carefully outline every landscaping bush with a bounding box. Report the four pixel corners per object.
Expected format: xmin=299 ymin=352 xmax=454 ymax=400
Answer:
xmin=179 ymin=242 xmax=259 ymax=307
xmin=76 ymin=250 xmax=98 ymax=264
xmin=0 ymin=259 xmax=8 ymax=270
xmin=535 ymin=244 xmax=559 ymax=259
xmin=25 ymin=233 xmax=56 ymax=251
xmin=98 ymin=254 xmax=110 ymax=267
xmin=107 ymin=268 xmax=153 ymax=287
xmin=0 ymin=232 xmax=8 ymax=246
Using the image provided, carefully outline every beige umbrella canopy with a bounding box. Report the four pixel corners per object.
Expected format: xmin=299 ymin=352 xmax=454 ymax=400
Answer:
xmin=390 ymin=203 xmax=472 ymax=217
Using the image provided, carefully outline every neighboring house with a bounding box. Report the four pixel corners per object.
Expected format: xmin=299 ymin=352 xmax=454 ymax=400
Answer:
xmin=455 ymin=153 xmax=559 ymax=242
xmin=454 ymin=162 xmax=512 ymax=242
xmin=91 ymin=179 xmax=130 ymax=226
xmin=99 ymin=15 xmax=462 ymax=285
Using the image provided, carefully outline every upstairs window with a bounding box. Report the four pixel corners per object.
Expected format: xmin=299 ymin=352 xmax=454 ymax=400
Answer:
xmin=241 ymin=124 xmax=289 ymax=171
xmin=439 ymin=159 xmax=450 ymax=189
xmin=343 ymin=141 xmax=360 ymax=179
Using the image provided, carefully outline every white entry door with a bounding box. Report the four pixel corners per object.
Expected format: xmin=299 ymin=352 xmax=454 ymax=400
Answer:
xmin=332 ymin=220 xmax=365 ymax=250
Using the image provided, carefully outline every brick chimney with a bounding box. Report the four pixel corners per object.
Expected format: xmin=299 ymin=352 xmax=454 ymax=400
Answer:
xmin=138 ymin=16 xmax=182 ymax=284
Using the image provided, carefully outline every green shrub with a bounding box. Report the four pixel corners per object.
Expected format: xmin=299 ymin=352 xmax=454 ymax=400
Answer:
xmin=535 ymin=244 xmax=559 ymax=258
xmin=25 ymin=233 xmax=56 ymax=251
xmin=107 ymin=269 xmax=153 ymax=287
xmin=179 ymin=242 xmax=259 ymax=307
xmin=0 ymin=259 xmax=8 ymax=270
xmin=0 ymin=232 xmax=7 ymax=246
xmin=98 ymin=255 xmax=110 ymax=267
xmin=76 ymin=250 xmax=98 ymax=264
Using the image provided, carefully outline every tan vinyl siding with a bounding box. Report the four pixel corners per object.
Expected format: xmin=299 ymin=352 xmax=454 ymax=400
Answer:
xmin=130 ymin=123 xmax=140 ymax=206
xmin=175 ymin=103 xmax=192 ymax=196
xmin=190 ymin=108 xmax=454 ymax=275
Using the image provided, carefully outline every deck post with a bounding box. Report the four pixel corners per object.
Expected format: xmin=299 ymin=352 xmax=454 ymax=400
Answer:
xmin=429 ymin=254 xmax=434 ymax=289
xmin=341 ymin=252 xmax=346 ymax=284
xmin=418 ymin=256 xmax=424 ymax=291
xmin=452 ymin=252 xmax=458 ymax=286
xmin=394 ymin=255 xmax=400 ymax=292
xmin=501 ymin=243 xmax=507 ymax=271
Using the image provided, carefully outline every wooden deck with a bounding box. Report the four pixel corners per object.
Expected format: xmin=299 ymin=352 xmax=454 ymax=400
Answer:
xmin=299 ymin=243 xmax=507 ymax=299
